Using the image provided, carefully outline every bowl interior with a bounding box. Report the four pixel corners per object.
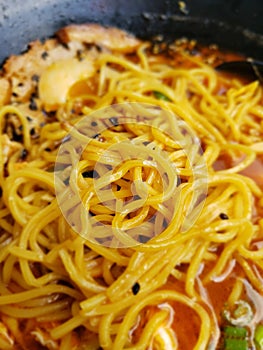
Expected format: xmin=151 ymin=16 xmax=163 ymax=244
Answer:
xmin=0 ymin=0 xmax=262 ymax=64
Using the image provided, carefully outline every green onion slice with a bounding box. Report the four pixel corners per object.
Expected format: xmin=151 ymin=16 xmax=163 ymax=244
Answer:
xmin=153 ymin=91 xmax=171 ymax=101
xmin=254 ymin=324 xmax=263 ymax=349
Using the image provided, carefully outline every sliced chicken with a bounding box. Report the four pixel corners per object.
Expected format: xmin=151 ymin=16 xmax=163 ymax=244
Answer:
xmin=0 ymin=134 xmax=21 ymax=164
xmin=0 ymin=77 xmax=11 ymax=106
xmin=57 ymin=23 xmax=141 ymax=53
xmin=3 ymin=39 xmax=88 ymax=104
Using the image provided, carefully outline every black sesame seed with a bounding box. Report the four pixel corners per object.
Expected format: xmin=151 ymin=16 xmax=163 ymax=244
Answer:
xmin=109 ymin=117 xmax=119 ymax=126
xmin=30 ymin=128 xmax=36 ymax=136
xmin=91 ymin=121 xmax=98 ymax=127
xmin=41 ymin=51 xmax=49 ymax=60
xmin=92 ymin=133 xmax=101 ymax=139
xmin=29 ymin=98 xmax=38 ymax=111
xmin=18 ymin=125 xmax=23 ymax=131
xmin=26 ymin=116 xmax=33 ymax=121
xmin=31 ymin=74 xmax=39 ymax=82
xmin=18 ymin=82 xmax=24 ymax=87
xmin=76 ymin=49 xmax=83 ymax=61
xmin=12 ymin=92 xmax=18 ymax=97
xmin=132 ymin=282 xmax=140 ymax=295
xmin=20 ymin=148 xmax=28 ymax=160
xmin=31 ymin=92 xmax=38 ymax=99
xmin=219 ymin=213 xmax=229 ymax=220
xmin=45 ymin=147 xmax=51 ymax=152
xmin=61 ymin=42 xmax=69 ymax=50
xmin=12 ymin=132 xmax=23 ymax=142
xmin=49 ymin=111 xmax=56 ymax=118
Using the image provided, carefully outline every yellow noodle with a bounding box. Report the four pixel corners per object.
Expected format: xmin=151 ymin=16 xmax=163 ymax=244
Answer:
xmin=112 ymin=290 xmax=211 ymax=350
xmin=0 ymin=27 xmax=262 ymax=350
xmin=228 ymin=279 xmax=244 ymax=306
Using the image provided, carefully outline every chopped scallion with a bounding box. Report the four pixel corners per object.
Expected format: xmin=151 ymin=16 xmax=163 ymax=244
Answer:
xmin=153 ymin=91 xmax=171 ymax=101
xmin=224 ymin=326 xmax=247 ymax=338
xmin=224 ymin=338 xmax=248 ymax=350
xmin=254 ymin=324 xmax=263 ymax=349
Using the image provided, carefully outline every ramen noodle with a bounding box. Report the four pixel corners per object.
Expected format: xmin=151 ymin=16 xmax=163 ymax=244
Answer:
xmin=0 ymin=24 xmax=263 ymax=349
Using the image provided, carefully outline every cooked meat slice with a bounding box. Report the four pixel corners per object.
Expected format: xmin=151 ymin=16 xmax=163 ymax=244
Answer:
xmin=3 ymin=39 xmax=85 ymax=79
xmin=15 ymin=103 xmax=46 ymax=136
xmin=3 ymin=39 xmax=88 ymax=104
xmin=57 ymin=24 xmax=141 ymax=53
xmin=0 ymin=134 xmax=21 ymax=164
xmin=0 ymin=77 xmax=11 ymax=106
xmin=10 ymin=76 xmax=34 ymax=103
